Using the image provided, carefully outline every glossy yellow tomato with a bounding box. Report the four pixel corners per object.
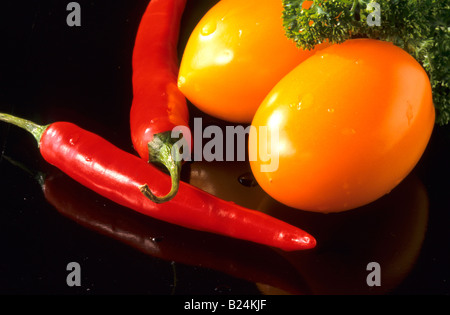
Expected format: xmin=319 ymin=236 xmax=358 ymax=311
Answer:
xmin=178 ymin=0 xmax=325 ymax=123
xmin=249 ymin=39 xmax=435 ymax=213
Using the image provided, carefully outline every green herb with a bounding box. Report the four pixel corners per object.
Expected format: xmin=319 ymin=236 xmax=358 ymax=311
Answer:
xmin=282 ymin=0 xmax=449 ymax=126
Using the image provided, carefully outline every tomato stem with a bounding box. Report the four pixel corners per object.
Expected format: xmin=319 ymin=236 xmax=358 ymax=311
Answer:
xmin=0 ymin=113 xmax=48 ymax=146
xmin=140 ymin=131 xmax=182 ymax=203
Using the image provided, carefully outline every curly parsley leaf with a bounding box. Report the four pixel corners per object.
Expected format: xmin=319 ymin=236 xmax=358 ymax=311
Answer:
xmin=282 ymin=0 xmax=450 ymax=125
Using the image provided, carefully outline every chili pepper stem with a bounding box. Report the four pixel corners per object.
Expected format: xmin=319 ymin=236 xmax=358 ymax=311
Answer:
xmin=0 ymin=113 xmax=48 ymax=146
xmin=140 ymin=131 xmax=182 ymax=203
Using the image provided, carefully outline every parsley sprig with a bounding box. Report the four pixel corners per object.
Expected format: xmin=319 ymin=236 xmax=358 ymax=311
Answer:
xmin=282 ymin=0 xmax=449 ymax=125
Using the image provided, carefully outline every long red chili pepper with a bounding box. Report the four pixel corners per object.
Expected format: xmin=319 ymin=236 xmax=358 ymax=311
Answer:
xmin=130 ymin=0 xmax=189 ymax=203
xmin=0 ymin=113 xmax=316 ymax=251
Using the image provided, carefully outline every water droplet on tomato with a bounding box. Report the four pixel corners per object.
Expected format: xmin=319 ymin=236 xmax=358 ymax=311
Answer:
xmin=200 ymin=21 xmax=217 ymax=36
xmin=177 ymin=76 xmax=186 ymax=87
xmin=297 ymin=93 xmax=314 ymax=110
xmin=216 ymin=49 xmax=234 ymax=65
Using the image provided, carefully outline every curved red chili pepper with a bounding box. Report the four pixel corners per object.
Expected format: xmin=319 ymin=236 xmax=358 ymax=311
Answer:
xmin=130 ymin=0 xmax=189 ymax=203
xmin=0 ymin=113 xmax=316 ymax=251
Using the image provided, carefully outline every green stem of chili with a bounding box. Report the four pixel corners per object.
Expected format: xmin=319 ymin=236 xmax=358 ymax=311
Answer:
xmin=0 ymin=113 xmax=48 ymax=145
xmin=140 ymin=132 xmax=182 ymax=203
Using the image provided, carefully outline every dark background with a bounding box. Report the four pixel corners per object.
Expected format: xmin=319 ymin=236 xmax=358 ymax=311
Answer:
xmin=0 ymin=0 xmax=449 ymax=296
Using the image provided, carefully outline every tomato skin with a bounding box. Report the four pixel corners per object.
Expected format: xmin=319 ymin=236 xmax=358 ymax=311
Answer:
xmin=249 ymin=39 xmax=435 ymax=213
xmin=178 ymin=0 xmax=324 ymax=123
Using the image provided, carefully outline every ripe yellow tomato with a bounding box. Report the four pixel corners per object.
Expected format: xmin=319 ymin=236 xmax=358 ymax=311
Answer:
xmin=249 ymin=39 xmax=435 ymax=213
xmin=178 ymin=0 xmax=324 ymax=123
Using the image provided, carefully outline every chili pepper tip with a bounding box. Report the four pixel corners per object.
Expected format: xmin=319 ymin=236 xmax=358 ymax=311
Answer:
xmin=280 ymin=233 xmax=317 ymax=251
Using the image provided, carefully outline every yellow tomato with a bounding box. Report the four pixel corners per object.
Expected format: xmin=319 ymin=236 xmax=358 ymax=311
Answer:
xmin=178 ymin=0 xmax=324 ymax=123
xmin=249 ymin=39 xmax=435 ymax=213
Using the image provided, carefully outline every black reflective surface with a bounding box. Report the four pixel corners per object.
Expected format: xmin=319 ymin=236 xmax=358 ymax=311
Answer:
xmin=1 ymin=0 xmax=449 ymax=295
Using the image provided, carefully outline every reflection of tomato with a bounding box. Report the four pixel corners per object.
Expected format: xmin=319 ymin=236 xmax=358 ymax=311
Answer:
xmin=178 ymin=0 xmax=325 ymax=123
xmin=259 ymin=173 xmax=429 ymax=294
xmin=250 ymin=39 xmax=435 ymax=213
xmin=188 ymin=160 xmax=266 ymax=210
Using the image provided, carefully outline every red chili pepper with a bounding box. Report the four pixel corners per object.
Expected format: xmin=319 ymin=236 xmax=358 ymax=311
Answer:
xmin=130 ymin=0 xmax=189 ymax=203
xmin=0 ymin=113 xmax=316 ymax=251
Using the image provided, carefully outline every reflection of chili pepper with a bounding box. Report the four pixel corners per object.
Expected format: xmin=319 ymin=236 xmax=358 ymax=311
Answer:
xmin=130 ymin=0 xmax=189 ymax=203
xmin=0 ymin=113 xmax=316 ymax=251
xmin=35 ymin=169 xmax=308 ymax=294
